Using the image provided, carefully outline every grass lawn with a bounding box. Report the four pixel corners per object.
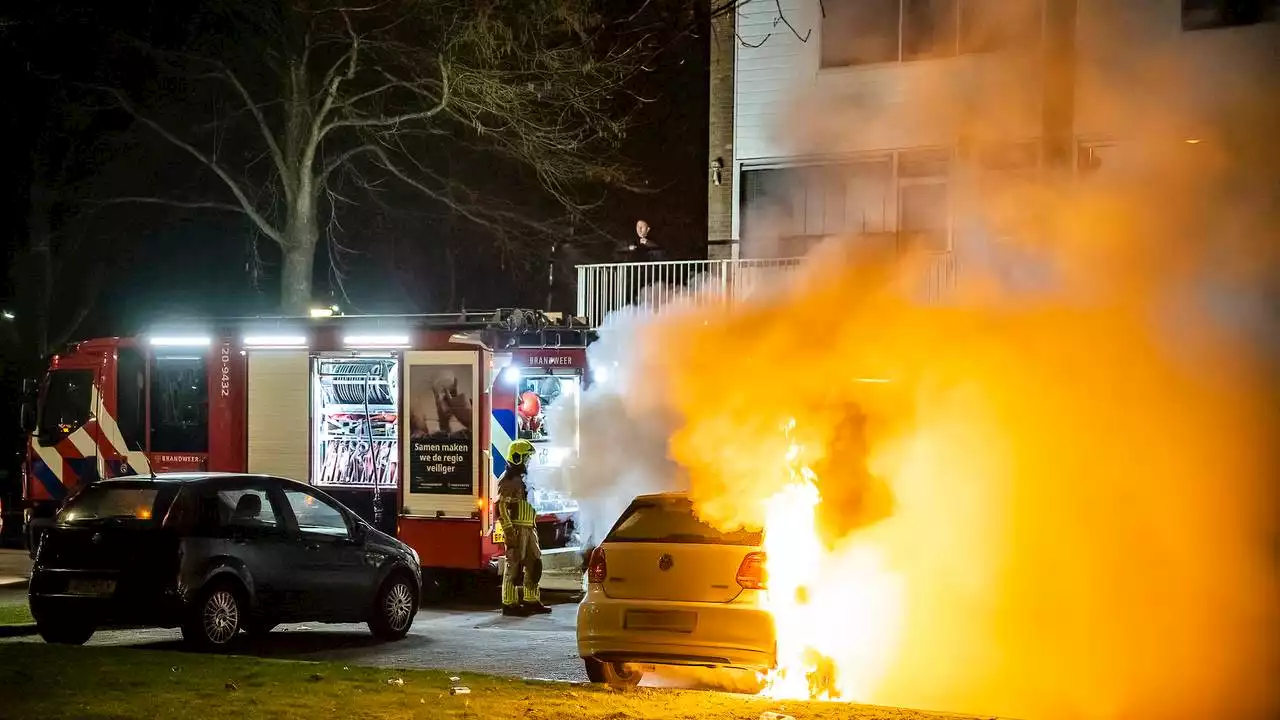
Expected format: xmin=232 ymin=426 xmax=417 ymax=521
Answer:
xmin=0 ymin=644 xmax=973 ymax=720
xmin=0 ymin=598 xmax=33 ymax=626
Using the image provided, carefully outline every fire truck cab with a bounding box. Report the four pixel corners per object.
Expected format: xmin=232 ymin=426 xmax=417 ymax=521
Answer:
xmin=21 ymin=309 xmax=592 ymax=591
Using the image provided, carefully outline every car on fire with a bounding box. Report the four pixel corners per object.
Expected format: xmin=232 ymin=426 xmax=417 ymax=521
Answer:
xmin=577 ymin=492 xmax=775 ymax=689
xmin=28 ymin=473 xmax=421 ymax=649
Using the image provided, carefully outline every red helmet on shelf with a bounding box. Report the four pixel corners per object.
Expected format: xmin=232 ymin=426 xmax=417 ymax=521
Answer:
xmin=518 ymin=391 xmax=542 ymax=417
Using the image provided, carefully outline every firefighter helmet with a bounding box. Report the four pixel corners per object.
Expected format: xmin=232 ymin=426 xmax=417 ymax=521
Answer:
xmin=507 ymin=439 xmax=536 ymax=466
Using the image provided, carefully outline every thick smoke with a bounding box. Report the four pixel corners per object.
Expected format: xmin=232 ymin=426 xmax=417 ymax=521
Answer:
xmin=544 ymin=308 xmax=689 ymax=548
xmin=548 ymin=6 xmax=1278 ymax=718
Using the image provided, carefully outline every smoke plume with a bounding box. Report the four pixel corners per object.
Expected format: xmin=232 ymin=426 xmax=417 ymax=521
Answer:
xmin=546 ymin=6 xmax=1278 ymax=718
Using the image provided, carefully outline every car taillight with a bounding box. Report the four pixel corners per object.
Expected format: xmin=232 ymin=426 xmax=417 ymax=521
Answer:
xmin=587 ymin=548 xmax=607 ymax=584
xmin=736 ymin=552 xmax=767 ymax=590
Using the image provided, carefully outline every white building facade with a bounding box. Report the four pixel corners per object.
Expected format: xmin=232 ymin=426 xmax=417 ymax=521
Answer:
xmin=711 ymin=0 xmax=1278 ymax=260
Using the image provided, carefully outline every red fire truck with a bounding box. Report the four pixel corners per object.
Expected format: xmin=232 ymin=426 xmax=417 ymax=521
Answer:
xmin=19 ymin=309 xmax=592 ymax=592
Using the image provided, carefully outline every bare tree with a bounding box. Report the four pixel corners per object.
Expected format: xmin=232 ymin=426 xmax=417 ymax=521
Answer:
xmin=99 ymin=0 xmax=681 ymax=313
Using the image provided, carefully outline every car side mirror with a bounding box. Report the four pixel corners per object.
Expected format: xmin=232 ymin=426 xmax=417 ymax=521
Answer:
xmin=347 ymin=522 xmax=368 ymax=546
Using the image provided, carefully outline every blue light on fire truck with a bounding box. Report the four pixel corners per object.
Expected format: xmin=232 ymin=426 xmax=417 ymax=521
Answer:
xmin=501 ymin=365 xmax=521 ymax=384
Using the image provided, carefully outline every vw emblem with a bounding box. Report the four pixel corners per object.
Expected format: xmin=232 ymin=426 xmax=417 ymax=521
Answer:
xmin=657 ymin=554 xmax=674 ymax=572
xmin=91 ymin=533 xmax=104 ymax=545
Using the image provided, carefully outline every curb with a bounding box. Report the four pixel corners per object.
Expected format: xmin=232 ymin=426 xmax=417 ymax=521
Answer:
xmin=0 ymin=623 xmax=37 ymax=638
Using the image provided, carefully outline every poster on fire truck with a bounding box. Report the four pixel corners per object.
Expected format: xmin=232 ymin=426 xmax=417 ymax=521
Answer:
xmin=405 ymin=354 xmax=476 ymax=497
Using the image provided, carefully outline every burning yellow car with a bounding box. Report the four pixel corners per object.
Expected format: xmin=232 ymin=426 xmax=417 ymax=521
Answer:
xmin=576 ymin=492 xmax=775 ymax=689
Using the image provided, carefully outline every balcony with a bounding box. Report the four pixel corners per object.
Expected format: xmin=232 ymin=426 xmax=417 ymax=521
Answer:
xmin=575 ymin=253 xmax=958 ymax=327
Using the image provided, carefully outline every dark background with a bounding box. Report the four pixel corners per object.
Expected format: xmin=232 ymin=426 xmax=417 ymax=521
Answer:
xmin=0 ymin=1 xmax=710 ymax=541
xmin=0 ymin=1 xmax=708 ymax=332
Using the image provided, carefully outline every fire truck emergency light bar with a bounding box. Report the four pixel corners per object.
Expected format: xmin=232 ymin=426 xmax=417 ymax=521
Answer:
xmin=243 ymin=335 xmax=308 ymax=348
xmin=149 ymin=336 xmax=212 ymax=347
xmin=343 ymin=334 xmax=411 ymax=348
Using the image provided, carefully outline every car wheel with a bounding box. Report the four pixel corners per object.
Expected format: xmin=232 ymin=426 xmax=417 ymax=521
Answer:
xmin=583 ymin=658 xmax=643 ymax=689
xmin=36 ymin=617 xmax=95 ymax=646
xmin=369 ymin=573 xmax=418 ymax=641
xmin=183 ymin=581 xmax=244 ymax=651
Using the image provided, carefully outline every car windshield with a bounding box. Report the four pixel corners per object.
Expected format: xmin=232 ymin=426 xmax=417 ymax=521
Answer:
xmin=606 ymin=498 xmax=762 ymax=546
xmin=58 ymin=485 xmax=165 ymax=526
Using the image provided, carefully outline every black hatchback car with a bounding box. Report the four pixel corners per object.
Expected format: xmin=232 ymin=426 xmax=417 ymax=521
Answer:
xmin=28 ymin=473 xmax=422 ymax=649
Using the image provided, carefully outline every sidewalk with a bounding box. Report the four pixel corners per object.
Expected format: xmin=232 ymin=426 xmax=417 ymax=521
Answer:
xmin=0 ymin=560 xmax=35 ymax=637
xmin=0 ymin=549 xmax=32 ymax=588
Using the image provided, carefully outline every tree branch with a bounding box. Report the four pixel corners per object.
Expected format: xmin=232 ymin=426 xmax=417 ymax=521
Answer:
xmin=217 ymin=64 xmax=292 ymax=192
xmin=368 ymin=144 xmax=559 ymax=241
xmin=102 ymin=87 xmax=284 ymax=246
xmin=98 ymin=197 xmax=248 ymax=213
xmin=48 ymin=264 xmax=106 ymax=350
xmin=120 ymin=39 xmax=291 ymax=189
xmin=309 ymin=11 xmax=362 ymax=155
xmin=321 ymin=59 xmax=449 ymax=137
xmin=319 ymin=144 xmax=378 ymax=184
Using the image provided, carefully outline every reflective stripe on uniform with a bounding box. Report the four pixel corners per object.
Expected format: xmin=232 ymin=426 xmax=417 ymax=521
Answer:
xmin=500 ymin=498 xmax=537 ymax=528
xmin=501 ymin=525 xmax=542 ymax=606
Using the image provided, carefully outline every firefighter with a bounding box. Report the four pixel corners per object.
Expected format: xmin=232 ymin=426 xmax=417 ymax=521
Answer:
xmin=497 ymin=439 xmax=552 ymax=616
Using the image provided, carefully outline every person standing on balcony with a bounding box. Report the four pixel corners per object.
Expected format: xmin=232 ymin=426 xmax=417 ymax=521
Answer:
xmin=619 ymin=219 xmax=670 ymax=263
xmin=627 ymin=219 xmax=664 ymax=263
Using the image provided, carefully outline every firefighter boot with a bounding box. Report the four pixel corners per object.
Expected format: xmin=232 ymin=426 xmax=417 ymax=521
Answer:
xmin=522 ymin=602 xmax=553 ymax=615
xmin=502 ymin=604 xmax=531 ymax=617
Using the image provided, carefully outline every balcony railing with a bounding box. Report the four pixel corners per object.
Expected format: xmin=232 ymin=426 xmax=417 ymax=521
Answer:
xmin=575 ymin=254 xmax=959 ymax=326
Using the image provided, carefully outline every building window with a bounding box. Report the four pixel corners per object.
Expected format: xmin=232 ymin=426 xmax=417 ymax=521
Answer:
xmin=822 ymin=0 xmax=901 ymax=66
xmin=741 ymin=158 xmax=895 ymax=254
xmin=960 ymin=0 xmax=1043 ymax=53
xmin=821 ymin=0 xmax=1041 ymax=67
xmin=1182 ymin=0 xmax=1278 ymax=30
xmin=149 ymin=356 xmax=208 ymax=454
xmin=897 ymin=148 xmax=952 ymax=252
xmin=740 ymin=148 xmax=953 ymax=254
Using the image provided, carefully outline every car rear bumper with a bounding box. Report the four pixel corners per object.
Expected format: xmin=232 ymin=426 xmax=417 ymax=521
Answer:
xmin=28 ymin=571 xmax=185 ymax=628
xmin=577 ymin=594 xmax=776 ymax=671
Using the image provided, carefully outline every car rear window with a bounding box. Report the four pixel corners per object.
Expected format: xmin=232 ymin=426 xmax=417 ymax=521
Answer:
xmin=606 ymin=498 xmax=762 ymax=546
xmin=58 ymin=485 xmax=167 ymax=526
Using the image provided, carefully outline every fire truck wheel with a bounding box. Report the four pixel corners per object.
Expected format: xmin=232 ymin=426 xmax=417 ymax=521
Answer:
xmin=182 ymin=580 xmax=245 ymax=651
xmin=36 ymin=618 xmax=95 ymax=646
xmin=369 ymin=572 xmax=418 ymax=641
xmin=583 ymin=658 xmax=643 ymax=689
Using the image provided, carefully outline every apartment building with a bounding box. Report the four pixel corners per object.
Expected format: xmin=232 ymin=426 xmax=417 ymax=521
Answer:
xmin=707 ymin=0 xmax=1278 ymax=260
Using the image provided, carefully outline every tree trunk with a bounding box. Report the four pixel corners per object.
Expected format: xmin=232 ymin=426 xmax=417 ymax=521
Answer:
xmin=280 ymin=243 xmax=316 ymax=315
xmin=280 ymin=209 xmax=319 ymax=315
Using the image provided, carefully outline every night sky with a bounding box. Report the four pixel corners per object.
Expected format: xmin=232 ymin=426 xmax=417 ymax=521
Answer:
xmin=0 ymin=1 xmax=709 ymax=340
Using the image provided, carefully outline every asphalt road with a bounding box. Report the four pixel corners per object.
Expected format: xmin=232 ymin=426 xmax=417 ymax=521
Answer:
xmin=0 ymin=549 xmax=29 ymax=586
xmin=0 ymin=587 xmax=590 ymax=682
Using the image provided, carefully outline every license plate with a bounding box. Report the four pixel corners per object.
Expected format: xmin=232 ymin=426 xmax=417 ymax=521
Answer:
xmin=624 ymin=610 xmax=697 ymax=633
xmin=66 ymin=579 xmax=116 ymax=597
